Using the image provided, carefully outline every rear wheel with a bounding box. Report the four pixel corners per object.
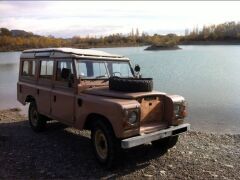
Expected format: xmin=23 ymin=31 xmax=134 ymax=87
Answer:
xmin=152 ymin=136 xmax=179 ymax=149
xmin=91 ymin=120 xmax=120 ymax=168
xmin=28 ymin=102 xmax=46 ymax=132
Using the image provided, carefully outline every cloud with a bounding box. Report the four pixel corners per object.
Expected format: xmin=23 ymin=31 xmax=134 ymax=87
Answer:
xmin=1 ymin=1 xmax=240 ymax=37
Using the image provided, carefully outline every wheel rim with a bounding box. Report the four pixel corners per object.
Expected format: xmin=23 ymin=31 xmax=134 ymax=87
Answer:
xmin=30 ymin=108 xmax=38 ymax=127
xmin=94 ymin=129 xmax=108 ymax=160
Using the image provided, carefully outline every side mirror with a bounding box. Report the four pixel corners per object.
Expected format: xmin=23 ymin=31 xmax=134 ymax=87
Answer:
xmin=134 ymin=64 xmax=141 ymax=72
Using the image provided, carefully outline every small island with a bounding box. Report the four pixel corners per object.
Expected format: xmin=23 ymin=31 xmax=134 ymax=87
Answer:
xmin=145 ymin=34 xmax=181 ymax=51
xmin=145 ymin=43 xmax=181 ymax=51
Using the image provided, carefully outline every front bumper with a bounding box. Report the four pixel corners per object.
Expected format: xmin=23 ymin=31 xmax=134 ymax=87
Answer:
xmin=121 ymin=123 xmax=190 ymax=149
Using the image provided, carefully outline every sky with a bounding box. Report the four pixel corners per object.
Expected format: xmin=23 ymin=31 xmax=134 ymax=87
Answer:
xmin=0 ymin=1 xmax=240 ymax=38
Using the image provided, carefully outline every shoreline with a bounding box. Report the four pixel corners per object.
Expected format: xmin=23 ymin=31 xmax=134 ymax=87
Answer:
xmin=144 ymin=44 xmax=181 ymax=51
xmin=0 ymin=44 xmax=146 ymax=52
xmin=179 ymin=40 xmax=240 ymax=45
xmin=0 ymin=108 xmax=239 ymax=179
xmin=2 ymin=41 xmax=240 ymax=52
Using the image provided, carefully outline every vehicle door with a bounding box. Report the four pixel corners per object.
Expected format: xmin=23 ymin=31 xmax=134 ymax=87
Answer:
xmin=51 ymin=59 xmax=75 ymax=125
xmin=36 ymin=59 xmax=54 ymax=115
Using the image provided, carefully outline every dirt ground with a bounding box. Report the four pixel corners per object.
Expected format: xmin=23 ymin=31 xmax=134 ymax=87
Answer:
xmin=0 ymin=109 xmax=239 ymax=179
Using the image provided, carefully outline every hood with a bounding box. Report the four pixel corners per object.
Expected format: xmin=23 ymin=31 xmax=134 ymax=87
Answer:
xmin=82 ymin=87 xmax=166 ymax=99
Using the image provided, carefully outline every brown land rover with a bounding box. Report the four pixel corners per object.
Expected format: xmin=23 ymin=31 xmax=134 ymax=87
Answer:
xmin=17 ymin=48 xmax=190 ymax=167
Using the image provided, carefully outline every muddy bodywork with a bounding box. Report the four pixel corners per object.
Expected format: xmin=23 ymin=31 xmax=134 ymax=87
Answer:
xmin=18 ymin=81 xmax=186 ymax=139
xmin=17 ymin=48 xmax=189 ymax=141
xmin=79 ymin=86 xmax=186 ymax=138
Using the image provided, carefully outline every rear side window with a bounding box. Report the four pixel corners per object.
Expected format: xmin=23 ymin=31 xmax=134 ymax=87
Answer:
xmin=40 ymin=60 xmax=54 ymax=79
xmin=56 ymin=61 xmax=74 ymax=82
xmin=22 ymin=60 xmax=35 ymax=77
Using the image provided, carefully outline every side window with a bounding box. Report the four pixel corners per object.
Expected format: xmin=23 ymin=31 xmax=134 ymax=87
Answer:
xmin=40 ymin=60 xmax=54 ymax=79
xmin=22 ymin=60 xmax=35 ymax=77
xmin=93 ymin=62 xmax=107 ymax=77
xmin=56 ymin=61 xmax=74 ymax=82
xmin=76 ymin=62 xmax=87 ymax=77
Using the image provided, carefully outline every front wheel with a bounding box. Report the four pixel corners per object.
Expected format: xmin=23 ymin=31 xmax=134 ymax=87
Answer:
xmin=91 ymin=121 xmax=120 ymax=168
xmin=152 ymin=136 xmax=179 ymax=149
xmin=28 ymin=102 xmax=46 ymax=132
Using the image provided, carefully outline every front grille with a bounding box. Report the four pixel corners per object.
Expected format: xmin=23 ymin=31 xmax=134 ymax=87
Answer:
xmin=138 ymin=96 xmax=164 ymax=123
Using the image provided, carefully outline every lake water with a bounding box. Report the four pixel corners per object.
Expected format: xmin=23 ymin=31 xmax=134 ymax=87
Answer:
xmin=0 ymin=46 xmax=240 ymax=134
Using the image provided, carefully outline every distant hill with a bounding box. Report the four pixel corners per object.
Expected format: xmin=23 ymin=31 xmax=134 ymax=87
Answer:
xmin=0 ymin=28 xmax=37 ymax=37
xmin=0 ymin=27 xmax=66 ymax=51
xmin=11 ymin=29 xmax=35 ymax=37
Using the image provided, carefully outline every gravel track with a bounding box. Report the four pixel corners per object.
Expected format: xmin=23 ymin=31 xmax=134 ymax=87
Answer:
xmin=0 ymin=109 xmax=239 ymax=179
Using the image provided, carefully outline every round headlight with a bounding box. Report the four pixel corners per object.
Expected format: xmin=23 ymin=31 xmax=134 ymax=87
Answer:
xmin=174 ymin=104 xmax=180 ymax=117
xmin=128 ymin=111 xmax=137 ymax=124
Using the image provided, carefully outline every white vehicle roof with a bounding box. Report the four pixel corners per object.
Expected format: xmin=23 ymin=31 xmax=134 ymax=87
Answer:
xmin=21 ymin=47 xmax=129 ymax=61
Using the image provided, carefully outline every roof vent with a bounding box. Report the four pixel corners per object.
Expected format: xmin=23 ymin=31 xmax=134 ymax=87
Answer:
xmin=35 ymin=52 xmax=51 ymax=57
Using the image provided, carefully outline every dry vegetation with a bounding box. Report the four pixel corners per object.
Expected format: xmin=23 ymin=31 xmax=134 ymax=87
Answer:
xmin=1 ymin=21 xmax=240 ymax=51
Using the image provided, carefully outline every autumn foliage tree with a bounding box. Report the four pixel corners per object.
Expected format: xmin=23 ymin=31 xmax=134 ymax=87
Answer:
xmin=1 ymin=22 xmax=240 ymax=51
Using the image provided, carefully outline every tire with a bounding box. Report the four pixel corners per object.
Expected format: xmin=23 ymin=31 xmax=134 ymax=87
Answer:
xmin=28 ymin=102 xmax=46 ymax=132
xmin=91 ymin=120 xmax=120 ymax=168
xmin=109 ymin=76 xmax=153 ymax=92
xmin=152 ymin=136 xmax=179 ymax=149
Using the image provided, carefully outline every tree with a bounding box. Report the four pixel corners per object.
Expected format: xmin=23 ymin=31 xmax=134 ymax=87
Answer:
xmin=0 ymin=28 xmax=11 ymax=36
xmin=136 ymin=28 xmax=139 ymax=37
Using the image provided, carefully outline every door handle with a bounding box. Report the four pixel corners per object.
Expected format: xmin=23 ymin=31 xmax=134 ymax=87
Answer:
xmin=53 ymin=95 xmax=56 ymax=102
xmin=37 ymin=89 xmax=39 ymax=95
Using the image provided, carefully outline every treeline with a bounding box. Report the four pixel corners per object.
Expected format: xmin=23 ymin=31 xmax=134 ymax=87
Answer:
xmin=70 ymin=32 xmax=144 ymax=48
xmin=0 ymin=27 xmax=180 ymax=51
xmin=1 ymin=21 xmax=240 ymax=51
xmin=182 ymin=21 xmax=240 ymax=42
xmin=0 ymin=36 xmax=68 ymax=51
xmin=70 ymin=32 xmax=180 ymax=48
xmin=0 ymin=28 xmax=67 ymax=51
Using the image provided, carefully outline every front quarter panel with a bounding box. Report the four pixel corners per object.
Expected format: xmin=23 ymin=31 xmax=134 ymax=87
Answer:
xmin=164 ymin=95 xmax=186 ymax=125
xmin=74 ymin=93 xmax=139 ymax=138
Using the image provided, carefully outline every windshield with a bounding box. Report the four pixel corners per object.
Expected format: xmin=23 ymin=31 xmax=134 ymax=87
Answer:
xmin=76 ymin=60 xmax=134 ymax=79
